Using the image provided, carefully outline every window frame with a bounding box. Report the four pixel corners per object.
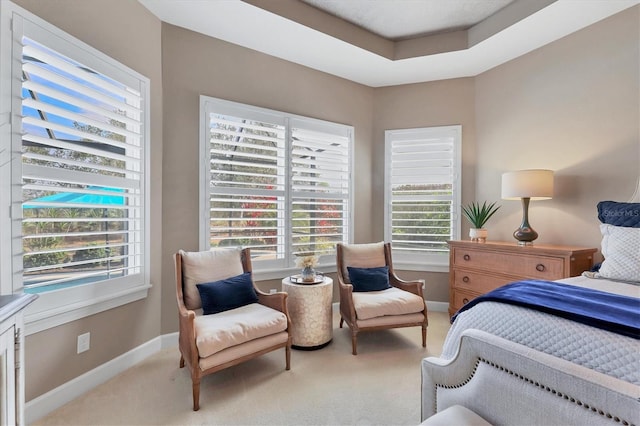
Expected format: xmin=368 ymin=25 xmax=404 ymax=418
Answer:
xmin=0 ymin=1 xmax=151 ymax=335
xmin=199 ymin=96 xmax=354 ymax=280
xmin=384 ymin=125 xmax=462 ymax=272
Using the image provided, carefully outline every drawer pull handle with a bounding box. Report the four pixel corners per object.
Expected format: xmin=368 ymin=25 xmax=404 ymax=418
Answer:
xmin=462 ymin=298 xmax=469 ymax=304
xmin=462 ymin=276 xmax=470 ymax=283
xmin=463 ymin=254 xmax=470 ymax=261
xmin=536 ymin=263 xmax=546 ymax=272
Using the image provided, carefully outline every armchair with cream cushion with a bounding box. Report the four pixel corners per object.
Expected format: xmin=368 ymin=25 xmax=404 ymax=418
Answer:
xmin=174 ymin=247 xmax=292 ymax=410
xmin=336 ymin=242 xmax=428 ymax=355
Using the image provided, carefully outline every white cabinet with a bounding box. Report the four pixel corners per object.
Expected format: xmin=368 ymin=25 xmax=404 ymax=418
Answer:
xmin=0 ymin=316 xmax=17 ymax=425
xmin=0 ymin=294 xmax=37 ymax=426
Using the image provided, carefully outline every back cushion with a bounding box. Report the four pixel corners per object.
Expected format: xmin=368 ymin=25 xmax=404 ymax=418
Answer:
xmin=340 ymin=242 xmax=386 ymax=284
xmin=180 ymin=248 xmax=245 ymax=310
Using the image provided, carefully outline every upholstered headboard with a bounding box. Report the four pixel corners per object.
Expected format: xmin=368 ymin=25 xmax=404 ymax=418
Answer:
xmin=421 ymin=330 xmax=640 ymax=425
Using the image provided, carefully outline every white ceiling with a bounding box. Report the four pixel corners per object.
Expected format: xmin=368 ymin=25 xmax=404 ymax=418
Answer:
xmin=300 ymin=0 xmax=516 ymax=40
xmin=138 ymin=0 xmax=639 ymax=87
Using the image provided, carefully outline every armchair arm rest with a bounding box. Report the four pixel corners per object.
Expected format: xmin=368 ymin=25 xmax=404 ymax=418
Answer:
xmin=391 ymin=276 xmax=425 ymax=298
xmin=256 ymin=290 xmax=288 ymax=314
xmin=177 ymin=306 xmax=199 ymax=367
xmin=338 ymin=278 xmax=357 ymax=322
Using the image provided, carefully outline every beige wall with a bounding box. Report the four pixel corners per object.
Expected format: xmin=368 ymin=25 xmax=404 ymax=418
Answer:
xmin=12 ymin=0 xmax=164 ymax=401
xmin=160 ymin=23 xmax=375 ymax=333
xmin=7 ymin=0 xmax=639 ymax=404
xmin=474 ymin=6 xmax=639 ymax=257
xmin=371 ymin=78 xmax=477 ymax=303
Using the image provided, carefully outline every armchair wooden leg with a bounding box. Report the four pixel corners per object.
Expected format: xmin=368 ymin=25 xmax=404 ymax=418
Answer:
xmin=351 ymin=332 xmax=358 ymax=355
xmin=285 ymin=345 xmax=291 ymax=370
xmin=192 ymin=379 xmax=200 ymax=411
xmin=422 ymin=325 xmax=427 ymax=348
xmin=179 ymin=354 xmax=185 ymax=368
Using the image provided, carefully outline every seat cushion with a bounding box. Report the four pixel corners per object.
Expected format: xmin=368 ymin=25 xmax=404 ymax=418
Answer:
xmin=194 ymin=303 xmax=288 ymax=358
xmin=199 ymin=332 xmax=290 ymax=372
xmin=180 ymin=248 xmax=244 ymax=310
xmin=352 ymin=286 xmax=425 ymax=320
xmin=340 ymin=242 xmax=385 ymax=283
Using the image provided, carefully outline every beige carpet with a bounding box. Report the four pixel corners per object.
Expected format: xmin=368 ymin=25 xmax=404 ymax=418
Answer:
xmin=33 ymin=310 xmax=451 ymax=426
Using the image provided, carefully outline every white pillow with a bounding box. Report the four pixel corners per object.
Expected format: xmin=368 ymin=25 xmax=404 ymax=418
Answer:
xmin=179 ymin=248 xmax=244 ymax=310
xmin=596 ymin=224 xmax=640 ymax=283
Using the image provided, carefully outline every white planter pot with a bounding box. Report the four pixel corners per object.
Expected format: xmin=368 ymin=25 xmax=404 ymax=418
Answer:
xmin=469 ymin=228 xmax=488 ymax=243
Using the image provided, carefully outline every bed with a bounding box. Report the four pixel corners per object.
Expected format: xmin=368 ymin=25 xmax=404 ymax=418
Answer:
xmin=421 ymin=200 xmax=640 ymax=425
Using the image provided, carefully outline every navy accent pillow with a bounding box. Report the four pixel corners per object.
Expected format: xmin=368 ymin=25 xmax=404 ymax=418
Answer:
xmin=347 ymin=266 xmax=391 ymax=292
xmin=597 ymin=201 xmax=640 ymax=228
xmin=196 ymin=272 xmax=258 ymax=315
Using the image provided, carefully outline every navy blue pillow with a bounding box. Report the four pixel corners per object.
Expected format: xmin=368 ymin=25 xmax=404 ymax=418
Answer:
xmin=597 ymin=201 xmax=640 ymax=228
xmin=196 ymin=272 xmax=258 ymax=315
xmin=347 ymin=266 xmax=391 ymax=292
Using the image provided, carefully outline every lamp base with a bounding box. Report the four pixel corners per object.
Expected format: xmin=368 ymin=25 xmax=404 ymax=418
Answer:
xmin=513 ymin=226 xmax=538 ymax=245
xmin=513 ymin=197 xmax=538 ymax=245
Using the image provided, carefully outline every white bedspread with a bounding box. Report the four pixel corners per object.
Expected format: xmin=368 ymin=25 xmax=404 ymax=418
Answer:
xmin=442 ymin=276 xmax=640 ymax=385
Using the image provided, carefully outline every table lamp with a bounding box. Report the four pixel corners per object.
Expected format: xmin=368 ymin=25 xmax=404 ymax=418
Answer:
xmin=501 ymin=169 xmax=554 ymax=245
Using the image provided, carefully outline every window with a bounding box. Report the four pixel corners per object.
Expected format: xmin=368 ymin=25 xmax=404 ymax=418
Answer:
xmin=384 ymin=126 xmax=461 ymax=271
xmin=0 ymin=2 xmax=150 ymax=333
xmin=200 ymin=97 xmax=353 ymax=277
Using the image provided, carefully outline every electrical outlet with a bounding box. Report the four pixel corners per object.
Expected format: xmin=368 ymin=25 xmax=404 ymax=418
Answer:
xmin=269 ymin=288 xmax=277 ymax=294
xmin=77 ymin=332 xmax=90 ymax=354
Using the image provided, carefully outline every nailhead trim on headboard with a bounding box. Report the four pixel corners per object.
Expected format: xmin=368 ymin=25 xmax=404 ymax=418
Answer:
xmin=433 ymin=358 xmax=634 ymax=426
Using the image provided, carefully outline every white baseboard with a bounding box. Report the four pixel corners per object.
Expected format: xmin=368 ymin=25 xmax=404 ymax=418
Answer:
xmin=426 ymin=300 xmax=449 ymax=313
xmin=25 ymin=300 xmax=449 ymax=423
xmin=25 ymin=332 xmax=178 ymax=424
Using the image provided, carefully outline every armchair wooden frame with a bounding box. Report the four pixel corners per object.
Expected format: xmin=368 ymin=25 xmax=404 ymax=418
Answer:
xmin=336 ymin=242 xmax=428 ymax=355
xmin=174 ymin=248 xmax=292 ymax=411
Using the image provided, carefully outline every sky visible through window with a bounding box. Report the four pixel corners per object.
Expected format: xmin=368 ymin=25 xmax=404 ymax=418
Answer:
xmin=22 ymin=37 xmax=127 ymax=140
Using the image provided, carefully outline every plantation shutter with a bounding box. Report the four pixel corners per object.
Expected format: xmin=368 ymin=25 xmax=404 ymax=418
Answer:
xmin=290 ymin=119 xmax=351 ymax=259
xmin=202 ymin=97 xmax=353 ymax=269
xmin=16 ymin=29 xmax=146 ymax=291
xmin=385 ymin=126 xmax=461 ymax=261
xmin=207 ymin=111 xmax=286 ymax=262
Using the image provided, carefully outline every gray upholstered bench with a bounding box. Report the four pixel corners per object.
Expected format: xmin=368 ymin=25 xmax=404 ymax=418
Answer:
xmin=420 ymin=405 xmax=491 ymax=426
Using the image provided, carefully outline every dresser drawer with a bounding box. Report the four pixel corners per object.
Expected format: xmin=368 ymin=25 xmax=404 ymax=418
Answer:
xmin=451 ymin=288 xmax=480 ymax=313
xmin=453 ymin=248 xmax=565 ymax=280
xmin=452 ymin=270 xmax=514 ymax=294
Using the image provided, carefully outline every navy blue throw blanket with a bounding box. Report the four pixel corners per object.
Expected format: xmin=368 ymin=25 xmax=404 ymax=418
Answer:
xmin=452 ymin=280 xmax=640 ymax=339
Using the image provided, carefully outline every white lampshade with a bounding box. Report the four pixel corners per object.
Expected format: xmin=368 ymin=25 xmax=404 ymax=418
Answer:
xmin=502 ymin=169 xmax=554 ymax=200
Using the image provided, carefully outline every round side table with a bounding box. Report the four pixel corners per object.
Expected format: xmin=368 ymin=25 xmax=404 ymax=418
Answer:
xmin=281 ymin=276 xmax=333 ymax=350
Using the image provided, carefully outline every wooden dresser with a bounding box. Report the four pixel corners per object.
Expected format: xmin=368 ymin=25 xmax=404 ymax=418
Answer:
xmin=448 ymin=240 xmax=597 ymax=317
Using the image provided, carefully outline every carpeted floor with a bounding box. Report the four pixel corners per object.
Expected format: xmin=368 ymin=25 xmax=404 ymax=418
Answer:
xmin=32 ymin=310 xmax=451 ymax=426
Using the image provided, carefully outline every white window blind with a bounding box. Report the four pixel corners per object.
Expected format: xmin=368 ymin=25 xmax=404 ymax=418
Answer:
xmin=384 ymin=126 xmax=461 ymax=268
xmin=202 ymin=97 xmax=353 ymax=270
xmin=207 ymin=112 xmax=286 ymax=260
xmin=11 ymin=21 xmax=146 ymax=294
xmin=0 ymin=2 xmax=150 ymax=333
xmin=290 ymin=120 xmax=351 ymax=257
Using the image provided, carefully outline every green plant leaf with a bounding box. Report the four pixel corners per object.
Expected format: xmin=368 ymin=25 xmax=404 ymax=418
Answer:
xmin=462 ymin=201 xmax=501 ymax=228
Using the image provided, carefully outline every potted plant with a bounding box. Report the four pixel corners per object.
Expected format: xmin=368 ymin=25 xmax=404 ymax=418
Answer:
xmin=462 ymin=201 xmax=501 ymax=242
